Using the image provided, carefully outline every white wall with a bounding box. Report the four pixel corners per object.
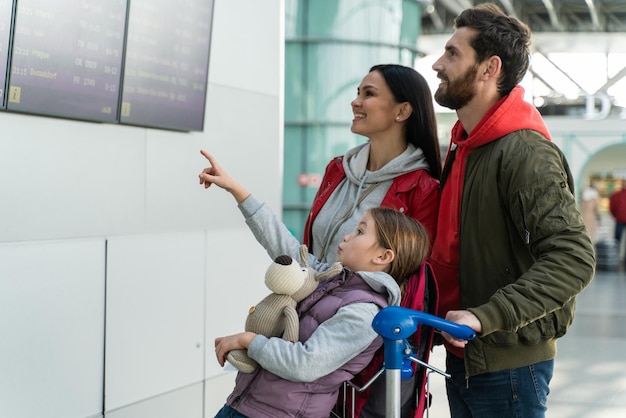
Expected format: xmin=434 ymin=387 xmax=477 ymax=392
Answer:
xmin=0 ymin=1 xmax=284 ymax=417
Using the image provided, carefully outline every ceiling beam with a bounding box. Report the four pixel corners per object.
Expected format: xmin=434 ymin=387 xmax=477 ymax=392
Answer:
xmin=533 ymin=48 xmax=587 ymax=94
xmin=585 ymin=0 xmax=602 ymax=30
xmin=541 ymin=0 xmax=564 ymax=31
xmin=529 ymin=68 xmax=560 ymax=95
xmin=425 ymin=5 xmax=446 ymax=32
xmin=598 ymin=65 xmax=626 ymax=92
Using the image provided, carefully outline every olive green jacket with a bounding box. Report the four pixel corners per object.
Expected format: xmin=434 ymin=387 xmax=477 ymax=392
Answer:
xmin=459 ymin=130 xmax=595 ymax=376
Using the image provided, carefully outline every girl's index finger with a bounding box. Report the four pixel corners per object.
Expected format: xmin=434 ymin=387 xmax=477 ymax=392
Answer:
xmin=200 ymin=150 xmax=219 ymax=169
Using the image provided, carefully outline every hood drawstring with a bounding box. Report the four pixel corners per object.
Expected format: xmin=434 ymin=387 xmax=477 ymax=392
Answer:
xmin=318 ymin=174 xmax=380 ymax=261
xmin=318 ymin=179 xmax=352 ymax=259
xmin=351 ymin=173 xmax=369 ymax=216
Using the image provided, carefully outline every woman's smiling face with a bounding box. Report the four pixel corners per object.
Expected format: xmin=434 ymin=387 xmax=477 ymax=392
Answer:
xmin=350 ymin=70 xmax=401 ymax=140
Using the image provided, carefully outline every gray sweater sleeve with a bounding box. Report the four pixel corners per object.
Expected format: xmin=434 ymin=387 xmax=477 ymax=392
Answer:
xmin=246 ymin=302 xmax=381 ymax=382
xmin=239 ymin=194 xmax=331 ymax=271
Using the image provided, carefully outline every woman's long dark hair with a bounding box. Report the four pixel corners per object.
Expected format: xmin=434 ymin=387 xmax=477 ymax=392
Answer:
xmin=370 ymin=64 xmax=442 ymax=179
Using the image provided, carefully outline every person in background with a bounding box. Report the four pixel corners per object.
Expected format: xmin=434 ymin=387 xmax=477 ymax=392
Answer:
xmin=581 ymin=182 xmax=601 ymax=243
xmin=609 ymin=179 xmax=626 ymax=267
xmin=428 ymin=3 xmax=595 ymax=417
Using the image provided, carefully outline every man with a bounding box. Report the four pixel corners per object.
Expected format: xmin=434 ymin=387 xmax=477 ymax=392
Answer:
xmin=428 ymin=3 xmax=595 ymax=418
xmin=609 ymin=179 xmax=626 ymax=267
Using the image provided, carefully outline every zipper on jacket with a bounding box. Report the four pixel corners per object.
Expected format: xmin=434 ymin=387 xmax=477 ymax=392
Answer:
xmin=517 ymin=192 xmax=531 ymax=244
xmin=231 ymin=367 xmax=262 ymax=408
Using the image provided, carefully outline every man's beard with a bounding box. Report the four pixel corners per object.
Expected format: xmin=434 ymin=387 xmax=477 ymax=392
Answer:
xmin=434 ymin=64 xmax=479 ymax=110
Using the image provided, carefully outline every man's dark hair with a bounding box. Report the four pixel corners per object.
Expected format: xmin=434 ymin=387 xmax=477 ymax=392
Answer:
xmin=454 ymin=3 xmax=532 ymax=96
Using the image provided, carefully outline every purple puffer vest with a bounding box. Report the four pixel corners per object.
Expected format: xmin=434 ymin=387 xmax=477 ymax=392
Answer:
xmin=225 ymin=269 xmax=389 ymax=418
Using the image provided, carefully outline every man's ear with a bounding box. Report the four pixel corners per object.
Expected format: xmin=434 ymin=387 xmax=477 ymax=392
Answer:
xmin=373 ymin=249 xmax=395 ymax=266
xmin=482 ymin=55 xmax=502 ymax=80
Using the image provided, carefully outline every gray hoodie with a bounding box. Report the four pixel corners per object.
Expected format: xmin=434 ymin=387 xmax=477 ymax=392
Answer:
xmin=311 ymin=142 xmax=429 ymax=263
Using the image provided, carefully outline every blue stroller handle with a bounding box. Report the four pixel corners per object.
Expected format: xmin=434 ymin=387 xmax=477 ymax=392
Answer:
xmin=373 ymin=306 xmax=476 ymax=346
xmin=371 ymin=306 xmax=476 ymax=418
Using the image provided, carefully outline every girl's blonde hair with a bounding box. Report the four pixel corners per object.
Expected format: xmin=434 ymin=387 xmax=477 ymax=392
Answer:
xmin=369 ymin=207 xmax=430 ymax=288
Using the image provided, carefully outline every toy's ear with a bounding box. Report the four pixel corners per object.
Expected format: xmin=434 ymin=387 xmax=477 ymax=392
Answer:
xmin=299 ymin=244 xmax=310 ymax=268
xmin=315 ymin=262 xmax=343 ymax=282
xmin=299 ymin=243 xmax=342 ymax=281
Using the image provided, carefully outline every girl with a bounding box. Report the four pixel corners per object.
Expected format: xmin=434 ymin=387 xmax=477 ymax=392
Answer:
xmin=212 ymin=207 xmax=430 ymax=418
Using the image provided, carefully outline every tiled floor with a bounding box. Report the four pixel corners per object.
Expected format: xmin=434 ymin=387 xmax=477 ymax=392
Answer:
xmin=423 ymin=264 xmax=626 ymax=418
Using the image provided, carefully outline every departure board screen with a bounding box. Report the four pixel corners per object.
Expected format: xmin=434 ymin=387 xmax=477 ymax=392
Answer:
xmin=7 ymin=0 xmax=127 ymax=122
xmin=120 ymin=0 xmax=213 ymax=131
xmin=0 ymin=0 xmax=13 ymax=108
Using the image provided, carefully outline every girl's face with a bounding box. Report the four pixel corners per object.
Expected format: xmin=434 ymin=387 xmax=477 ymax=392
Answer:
xmin=337 ymin=212 xmax=387 ymax=272
xmin=350 ymin=70 xmax=401 ymax=140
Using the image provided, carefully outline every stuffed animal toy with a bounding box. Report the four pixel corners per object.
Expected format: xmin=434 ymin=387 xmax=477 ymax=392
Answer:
xmin=227 ymin=244 xmax=343 ymax=373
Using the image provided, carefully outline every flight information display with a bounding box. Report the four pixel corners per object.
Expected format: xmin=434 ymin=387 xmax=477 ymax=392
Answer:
xmin=7 ymin=0 xmax=127 ymax=122
xmin=119 ymin=0 xmax=213 ymax=131
xmin=0 ymin=0 xmax=13 ymax=108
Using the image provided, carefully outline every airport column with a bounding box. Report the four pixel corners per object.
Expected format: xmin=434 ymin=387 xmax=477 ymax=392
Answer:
xmin=282 ymin=0 xmax=428 ymax=238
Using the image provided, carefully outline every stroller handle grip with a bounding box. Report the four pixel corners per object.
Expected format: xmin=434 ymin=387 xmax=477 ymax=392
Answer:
xmin=372 ymin=306 xmax=476 ymax=342
xmin=371 ymin=306 xmax=476 ymax=418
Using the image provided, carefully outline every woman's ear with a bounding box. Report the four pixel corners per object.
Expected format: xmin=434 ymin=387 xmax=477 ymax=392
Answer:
xmin=395 ymin=102 xmax=413 ymax=122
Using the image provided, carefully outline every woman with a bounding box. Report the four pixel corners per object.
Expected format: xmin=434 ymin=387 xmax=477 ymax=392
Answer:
xmin=304 ymin=64 xmax=441 ymax=264
xmin=303 ymin=63 xmax=441 ymax=418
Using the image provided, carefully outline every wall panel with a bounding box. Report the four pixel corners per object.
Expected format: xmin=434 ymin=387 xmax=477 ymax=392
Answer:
xmin=105 ymin=232 xmax=205 ymax=411
xmin=0 ymin=239 xmax=105 ymax=418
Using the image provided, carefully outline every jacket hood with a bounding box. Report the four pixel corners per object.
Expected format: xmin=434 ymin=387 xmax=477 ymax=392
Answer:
xmin=357 ymin=270 xmax=401 ymax=306
xmin=451 ymin=86 xmax=552 ymax=149
xmin=342 ymin=142 xmax=429 ymax=186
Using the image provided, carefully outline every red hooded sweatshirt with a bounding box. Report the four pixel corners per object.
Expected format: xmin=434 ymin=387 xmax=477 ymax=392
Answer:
xmin=430 ymin=86 xmax=552 ymax=358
